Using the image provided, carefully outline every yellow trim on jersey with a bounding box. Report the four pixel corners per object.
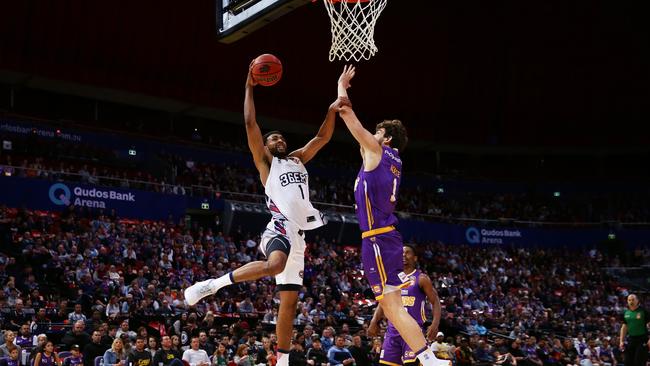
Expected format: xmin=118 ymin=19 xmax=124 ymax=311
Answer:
xmin=421 ymin=302 xmax=427 ymax=323
xmin=377 ymin=254 xmax=388 ymax=286
xmin=380 ymin=360 xmax=402 ymax=366
xmin=403 ymin=359 xmax=419 ymax=364
xmin=373 ymin=244 xmax=387 ymax=287
xmin=365 ymin=186 xmax=374 ymax=229
xmin=375 ymin=294 xmax=385 ymax=301
xmin=397 ymin=281 xmax=411 ymax=289
xmin=362 ymin=225 xmax=396 ymax=239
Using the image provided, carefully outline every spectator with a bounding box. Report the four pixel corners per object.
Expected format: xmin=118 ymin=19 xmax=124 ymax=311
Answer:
xmin=5 ymin=299 xmax=28 ymax=331
xmin=69 ymin=304 xmax=87 ymax=323
xmin=327 ymin=336 xmax=354 ymax=366
xmin=31 ymin=308 xmax=51 ymax=335
xmin=0 ymin=346 xmax=19 ymax=366
xmin=34 ymin=341 xmax=61 ymax=366
xmin=474 ymin=340 xmax=495 ymax=364
xmin=153 ymin=336 xmax=183 ymax=366
xmin=146 ymin=337 xmax=159 ymax=358
xmin=582 ymin=340 xmax=601 ymax=366
xmin=15 ymin=323 xmax=32 ymax=348
xmin=455 ymin=338 xmax=474 ymax=366
xmin=560 ymin=338 xmax=580 ymax=366
xmin=306 ymin=338 xmax=328 ymax=366
xmin=63 ymin=345 xmax=84 ymax=366
xmin=83 ymin=331 xmax=107 ymax=366
xmin=348 ymin=335 xmax=370 ymax=366
xmin=29 ymin=334 xmax=49 ymax=364
xmin=237 ymin=298 xmax=254 ymax=314
xmin=523 ymin=336 xmax=543 ymax=366
xmin=212 ymin=343 xmax=229 ymax=366
xmin=597 ymin=339 xmax=616 ymax=366
xmin=170 ymin=335 xmax=182 ymax=353
xmin=0 ymin=331 xmax=21 ymax=358
xmin=128 ymin=337 xmax=152 ymax=366
xmin=233 ymin=344 xmax=253 ymax=366
xmin=289 ymin=340 xmax=307 ymax=366
xmin=256 ymin=337 xmax=276 ymax=366
xmin=431 ymin=332 xmax=453 ymax=361
xmin=62 ymin=320 xmax=92 ymax=351
xmin=106 ymin=296 xmax=121 ymax=319
xmin=368 ymin=338 xmax=382 ymax=365
xmin=116 ymin=320 xmax=137 ymax=342
xmin=182 ymin=337 xmax=210 ymax=366
xmin=198 ymin=331 xmax=214 ymax=356
xmin=320 ymin=328 xmax=334 ymax=353
xmin=103 ymin=326 xmax=118 ymax=348
xmin=104 ymin=339 xmax=128 ymax=366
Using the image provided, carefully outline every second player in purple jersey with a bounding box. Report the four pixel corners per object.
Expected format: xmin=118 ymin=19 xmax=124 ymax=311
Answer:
xmin=369 ymin=246 xmax=444 ymax=365
xmin=387 ymin=268 xmax=427 ymax=331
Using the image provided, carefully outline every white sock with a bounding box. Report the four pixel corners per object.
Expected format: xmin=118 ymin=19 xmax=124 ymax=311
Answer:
xmin=210 ymin=272 xmax=234 ymax=292
xmin=417 ymin=348 xmax=440 ymax=366
xmin=276 ymin=351 xmax=289 ymax=366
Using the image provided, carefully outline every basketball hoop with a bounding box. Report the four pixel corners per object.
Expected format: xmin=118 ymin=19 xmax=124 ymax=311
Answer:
xmin=323 ymin=0 xmax=388 ymax=62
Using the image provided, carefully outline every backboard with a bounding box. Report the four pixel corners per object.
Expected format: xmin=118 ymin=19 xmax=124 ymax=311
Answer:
xmin=217 ymin=0 xmax=312 ymax=43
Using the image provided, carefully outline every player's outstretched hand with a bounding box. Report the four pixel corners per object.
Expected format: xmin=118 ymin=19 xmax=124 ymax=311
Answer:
xmin=246 ymin=60 xmax=258 ymax=88
xmin=338 ymin=65 xmax=356 ymax=89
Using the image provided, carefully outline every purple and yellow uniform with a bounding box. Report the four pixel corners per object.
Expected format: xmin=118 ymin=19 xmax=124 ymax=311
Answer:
xmin=39 ymin=354 xmax=55 ymax=366
xmin=381 ymin=269 xmax=427 ymax=365
xmin=355 ymin=145 xmax=406 ymax=299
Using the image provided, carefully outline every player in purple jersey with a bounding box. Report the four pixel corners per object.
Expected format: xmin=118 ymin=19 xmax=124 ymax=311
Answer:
xmin=368 ymin=245 xmax=446 ymax=365
xmin=336 ymin=65 xmax=446 ymax=366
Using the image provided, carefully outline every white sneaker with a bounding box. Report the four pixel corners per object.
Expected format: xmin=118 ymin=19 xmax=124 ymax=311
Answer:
xmin=184 ymin=279 xmax=217 ymax=306
xmin=276 ymin=353 xmax=289 ymax=366
xmin=420 ymin=352 xmax=452 ymax=366
xmin=432 ymin=359 xmax=452 ymax=366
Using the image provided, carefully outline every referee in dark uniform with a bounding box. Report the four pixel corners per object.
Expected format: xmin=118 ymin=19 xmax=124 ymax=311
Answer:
xmin=619 ymin=294 xmax=650 ymax=366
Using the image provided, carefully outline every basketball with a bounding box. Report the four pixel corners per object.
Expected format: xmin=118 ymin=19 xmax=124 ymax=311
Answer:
xmin=251 ymin=54 xmax=282 ymax=86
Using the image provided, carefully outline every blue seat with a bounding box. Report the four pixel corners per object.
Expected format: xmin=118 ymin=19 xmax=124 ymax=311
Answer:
xmin=58 ymin=352 xmax=72 ymax=360
xmin=94 ymin=356 xmax=104 ymax=366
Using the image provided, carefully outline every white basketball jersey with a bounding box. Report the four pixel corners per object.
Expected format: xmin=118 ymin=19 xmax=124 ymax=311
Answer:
xmin=265 ymin=156 xmax=325 ymax=231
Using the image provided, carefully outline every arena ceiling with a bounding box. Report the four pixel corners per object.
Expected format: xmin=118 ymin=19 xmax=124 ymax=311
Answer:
xmin=0 ymin=1 xmax=648 ymax=147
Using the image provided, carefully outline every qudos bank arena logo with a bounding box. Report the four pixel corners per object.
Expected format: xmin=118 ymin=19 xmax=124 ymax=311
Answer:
xmin=49 ymin=183 xmax=71 ymax=206
xmin=466 ymin=227 xmax=481 ymax=244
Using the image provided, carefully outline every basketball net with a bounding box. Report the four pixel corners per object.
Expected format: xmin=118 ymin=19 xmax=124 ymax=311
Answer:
xmin=323 ymin=0 xmax=388 ymax=62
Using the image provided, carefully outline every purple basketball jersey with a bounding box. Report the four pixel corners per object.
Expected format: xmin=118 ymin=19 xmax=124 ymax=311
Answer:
xmin=387 ymin=269 xmax=427 ymax=333
xmin=354 ymin=145 xmax=402 ymax=232
xmin=381 ymin=269 xmax=427 ymax=365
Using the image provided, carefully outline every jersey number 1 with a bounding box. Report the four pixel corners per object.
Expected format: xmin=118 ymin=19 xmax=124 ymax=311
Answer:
xmin=298 ymin=185 xmax=305 ymax=199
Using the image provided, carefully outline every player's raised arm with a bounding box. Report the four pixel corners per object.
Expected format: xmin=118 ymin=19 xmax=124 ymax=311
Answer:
xmin=290 ymin=99 xmax=348 ymax=164
xmin=244 ymin=65 xmax=272 ymax=182
xmin=336 ymin=65 xmax=382 ymax=157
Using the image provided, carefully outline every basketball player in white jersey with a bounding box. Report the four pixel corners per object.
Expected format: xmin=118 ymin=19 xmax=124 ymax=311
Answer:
xmin=184 ymin=62 xmax=348 ymax=366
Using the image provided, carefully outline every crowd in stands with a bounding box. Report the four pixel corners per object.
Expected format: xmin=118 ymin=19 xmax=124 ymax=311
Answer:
xmin=2 ymin=129 xmax=650 ymax=224
xmin=1 ymin=205 xmax=648 ymax=366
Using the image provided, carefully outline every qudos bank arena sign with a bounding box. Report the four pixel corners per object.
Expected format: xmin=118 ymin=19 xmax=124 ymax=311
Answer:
xmin=49 ymin=182 xmax=135 ymax=209
xmin=465 ymin=226 xmax=523 ymax=244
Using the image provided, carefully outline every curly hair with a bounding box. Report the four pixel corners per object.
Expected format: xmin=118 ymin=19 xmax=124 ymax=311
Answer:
xmin=376 ymin=119 xmax=408 ymax=151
